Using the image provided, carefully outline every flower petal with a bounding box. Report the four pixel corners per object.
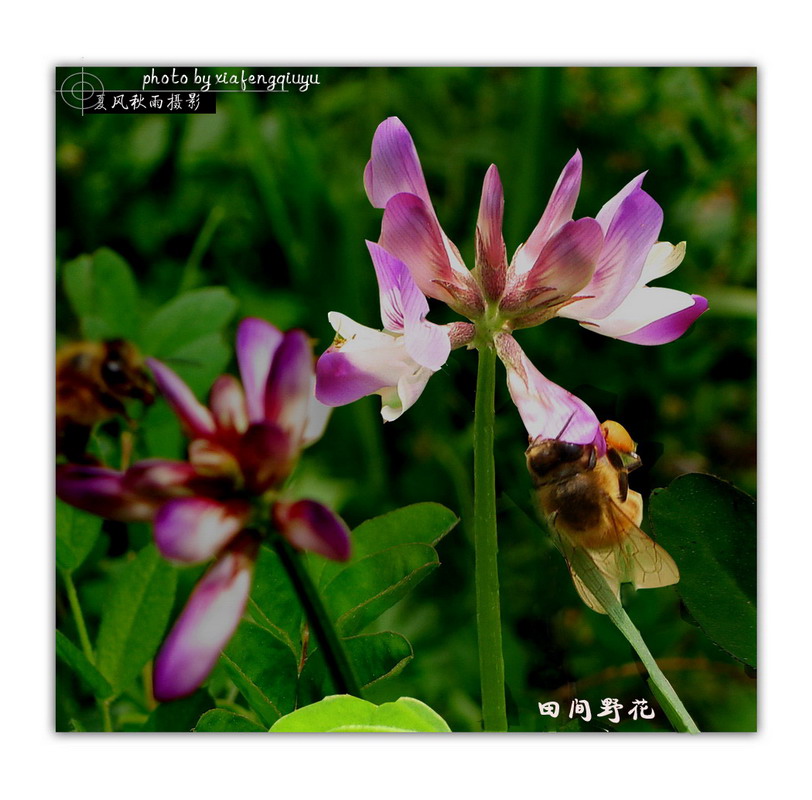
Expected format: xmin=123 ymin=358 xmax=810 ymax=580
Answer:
xmin=274 ymin=499 xmax=351 ymax=562
xmin=209 ymin=375 xmax=248 ymax=435
xmin=154 ymin=497 xmax=249 ymax=563
xmin=122 ymin=459 xmax=199 ymax=497
xmin=236 ymin=317 xmax=284 ymax=424
xmin=265 ymin=330 xmax=314 ymax=444
xmin=238 ymin=422 xmax=295 ymax=492
xmin=514 ymin=151 xmax=583 ymax=275
xmin=403 ymin=318 xmax=451 ymax=372
xmin=302 ymin=376 xmax=333 ymax=447
xmin=367 ymin=240 xmax=429 ymax=333
xmin=379 ymin=193 xmax=457 ymax=304
xmin=495 ymin=334 xmax=604 ymax=452
xmin=475 ymin=165 xmax=507 ymax=299
xmin=567 ymin=188 xmax=663 ymax=320
xmin=614 ymin=293 xmax=709 ymax=345
xmin=153 ymin=543 xmax=255 ymax=702
xmin=522 ymin=218 xmax=603 ymax=299
xmin=639 ymin=241 xmax=686 ymax=285
xmin=56 ymin=465 xmax=155 ymax=522
xmin=146 ymin=359 xmax=216 ymax=439
xmin=595 ymin=171 xmax=647 ymax=233
xmin=364 ymin=117 xmax=433 ymax=210
xmin=383 ymin=367 xmax=434 ymax=422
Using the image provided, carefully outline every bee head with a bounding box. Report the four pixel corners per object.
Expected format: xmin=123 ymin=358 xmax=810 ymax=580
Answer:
xmin=525 ymin=438 xmax=596 ymax=485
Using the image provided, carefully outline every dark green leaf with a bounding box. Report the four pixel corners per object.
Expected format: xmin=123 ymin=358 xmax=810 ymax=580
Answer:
xmin=141 ymin=287 xmax=238 ymax=356
xmin=319 ymin=503 xmax=458 ymax=589
xmin=247 ymin=546 xmax=303 ymax=659
xmin=62 ymin=248 xmax=140 ymax=341
xmin=155 ymin=331 xmax=232 ymax=397
xmin=323 ymin=544 xmax=439 ymax=636
xmin=269 ymin=695 xmax=451 ymax=733
xmin=95 ymin=545 xmax=178 ymax=692
xmin=55 ymin=630 xmax=113 ymax=699
xmin=56 ymin=499 xmax=102 ymax=573
xmin=649 ymin=473 xmax=756 ymax=667
xmin=344 ymin=632 xmax=414 ymax=689
xmin=220 ymin=621 xmax=298 ymax=727
xmin=195 ymin=709 xmax=266 ymax=733
xmin=143 ymin=689 xmax=212 ymax=731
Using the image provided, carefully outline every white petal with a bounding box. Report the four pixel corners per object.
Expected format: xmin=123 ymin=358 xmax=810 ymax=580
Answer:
xmin=581 ymin=286 xmax=696 ymax=338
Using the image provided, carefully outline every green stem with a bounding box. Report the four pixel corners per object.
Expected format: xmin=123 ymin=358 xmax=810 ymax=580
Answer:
xmin=473 ymin=344 xmax=507 ymax=731
xmin=62 ymin=570 xmax=94 ymax=663
xmin=62 ymin=569 xmax=114 ymax=732
xmin=567 ymin=548 xmax=700 ymax=733
xmin=274 ymin=539 xmax=362 ymax=698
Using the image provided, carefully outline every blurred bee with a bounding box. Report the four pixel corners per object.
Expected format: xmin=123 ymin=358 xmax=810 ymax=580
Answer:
xmin=526 ymin=420 xmax=679 ymax=613
xmin=56 ymin=339 xmax=154 ymax=463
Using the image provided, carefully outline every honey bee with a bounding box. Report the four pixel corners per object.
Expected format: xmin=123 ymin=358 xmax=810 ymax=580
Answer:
xmin=56 ymin=339 xmax=154 ymax=463
xmin=526 ymin=420 xmax=679 ymax=613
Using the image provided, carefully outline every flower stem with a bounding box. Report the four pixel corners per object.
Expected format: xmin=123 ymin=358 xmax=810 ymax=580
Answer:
xmin=473 ymin=343 xmax=508 ymax=731
xmin=62 ymin=570 xmax=94 ymax=664
xmin=274 ymin=539 xmax=362 ymax=698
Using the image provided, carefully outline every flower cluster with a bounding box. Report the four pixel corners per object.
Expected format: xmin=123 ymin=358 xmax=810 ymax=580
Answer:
xmin=316 ymin=117 xmax=708 ymax=445
xmin=57 ymin=318 xmax=351 ymax=701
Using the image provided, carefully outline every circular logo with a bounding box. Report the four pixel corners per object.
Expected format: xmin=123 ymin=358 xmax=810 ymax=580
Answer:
xmin=59 ymin=71 xmax=105 ymax=110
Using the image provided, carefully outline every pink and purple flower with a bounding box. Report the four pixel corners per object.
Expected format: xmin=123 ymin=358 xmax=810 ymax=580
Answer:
xmin=57 ymin=318 xmax=351 ymax=701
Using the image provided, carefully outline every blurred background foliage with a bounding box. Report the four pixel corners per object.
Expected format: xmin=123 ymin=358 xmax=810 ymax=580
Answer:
xmin=56 ymin=66 xmax=756 ymax=732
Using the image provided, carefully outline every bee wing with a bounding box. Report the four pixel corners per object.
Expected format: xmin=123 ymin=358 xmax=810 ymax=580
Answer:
xmin=604 ymin=498 xmax=680 ymax=590
xmin=550 ymin=526 xmax=621 ymax=615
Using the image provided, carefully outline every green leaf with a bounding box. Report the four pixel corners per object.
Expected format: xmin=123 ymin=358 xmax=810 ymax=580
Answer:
xmin=141 ymin=287 xmax=238 ymax=356
xmin=56 ymin=499 xmax=102 ymax=573
xmin=344 ymin=632 xmax=413 ymax=689
xmin=62 ymin=248 xmax=140 ymax=341
xmin=55 ymin=630 xmax=113 ymax=699
xmin=142 ymin=689 xmax=212 ymax=731
xmin=155 ymin=331 xmax=232 ymax=397
xmin=247 ymin=546 xmax=303 ymax=659
xmin=649 ymin=473 xmax=757 ymax=667
xmin=270 ymin=695 xmax=451 ymax=733
xmin=194 ymin=709 xmax=266 ymax=733
xmin=323 ymin=544 xmax=439 ymax=636
xmin=319 ymin=503 xmax=458 ymax=589
xmin=220 ymin=621 xmax=298 ymax=727
xmin=95 ymin=545 xmax=178 ymax=692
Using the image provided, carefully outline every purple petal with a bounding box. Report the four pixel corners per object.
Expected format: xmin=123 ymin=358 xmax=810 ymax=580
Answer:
xmin=364 ymin=117 xmax=433 ymax=210
xmin=522 ymin=218 xmax=603 ymax=298
xmin=595 ymin=171 xmax=647 ymax=233
xmin=146 ymin=359 xmax=216 ymax=440
xmin=122 ymin=459 xmax=199 ymax=497
xmin=616 ymin=294 xmax=709 ymax=345
xmin=367 ymin=241 xmax=429 ymax=333
xmin=315 ymin=349 xmax=390 ymax=407
xmin=265 ymin=330 xmax=314 ymax=443
xmin=274 ymin=500 xmax=351 ymax=561
xmin=495 ymin=334 xmax=604 ymax=452
xmin=57 ymin=465 xmax=155 ymax=522
xmin=515 ymin=151 xmax=583 ymax=274
xmin=238 ymin=421 xmax=295 ymax=492
xmin=153 ymin=544 xmax=255 ymax=702
xmin=154 ymin=497 xmax=249 ymax=563
xmin=379 ymin=193 xmax=457 ymax=304
xmin=236 ymin=318 xmax=284 ymax=424
xmin=475 ymin=165 xmax=507 ymax=298
xmin=302 ymin=379 xmax=332 ymax=447
xmin=209 ymin=375 xmax=248 ymax=434
xmin=573 ymin=188 xmax=664 ymax=320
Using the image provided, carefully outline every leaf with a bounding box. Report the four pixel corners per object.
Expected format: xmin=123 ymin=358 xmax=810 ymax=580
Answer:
xmin=62 ymin=248 xmax=140 ymax=341
xmin=194 ymin=709 xmax=266 ymax=733
xmin=247 ymin=546 xmax=303 ymax=659
xmin=220 ymin=621 xmax=298 ymax=728
xmin=323 ymin=544 xmax=439 ymax=636
xmin=343 ymin=632 xmax=413 ymax=689
xmin=141 ymin=287 xmax=238 ymax=356
xmin=155 ymin=331 xmax=232 ymax=398
xmin=319 ymin=503 xmax=458 ymax=590
xmin=55 ymin=630 xmax=113 ymax=699
xmin=95 ymin=545 xmax=178 ymax=692
xmin=649 ymin=473 xmax=757 ymax=667
xmin=142 ymin=689 xmax=212 ymax=732
xmin=56 ymin=499 xmax=102 ymax=573
xmin=269 ymin=695 xmax=451 ymax=733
